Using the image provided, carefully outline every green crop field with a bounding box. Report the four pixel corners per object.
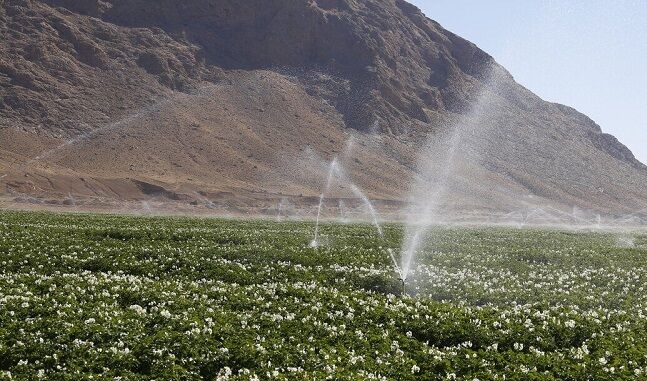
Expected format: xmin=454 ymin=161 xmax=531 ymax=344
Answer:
xmin=1 ymin=210 xmax=647 ymax=380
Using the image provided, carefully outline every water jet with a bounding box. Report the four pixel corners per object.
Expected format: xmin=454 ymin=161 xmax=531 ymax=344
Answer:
xmin=309 ymin=145 xmax=404 ymax=283
xmin=311 ymin=157 xmax=339 ymax=248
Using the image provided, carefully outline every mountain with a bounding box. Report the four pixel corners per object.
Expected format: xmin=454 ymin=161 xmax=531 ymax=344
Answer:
xmin=1 ymin=0 xmax=646 ymax=219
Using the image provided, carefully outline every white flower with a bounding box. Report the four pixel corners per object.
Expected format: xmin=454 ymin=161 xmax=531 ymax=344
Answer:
xmin=160 ymin=309 xmax=171 ymax=318
xmin=411 ymin=365 xmax=420 ymax=373
xmin=599 ymin=357 xmax=608 ymax=365
xmin=129 ymin=304 xmax=146 ymax=315
xmin=216 ymin=367 xmax=232 ymax=381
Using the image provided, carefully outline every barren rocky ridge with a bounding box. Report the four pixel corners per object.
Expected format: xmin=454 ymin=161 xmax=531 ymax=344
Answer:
xmin=1 ymin=0 xmax=645 ymax=218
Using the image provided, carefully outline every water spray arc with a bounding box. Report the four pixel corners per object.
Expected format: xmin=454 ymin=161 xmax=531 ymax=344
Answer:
xmin=338 ymin=200 xmax=349 ymax=222
xmin=276 ymin=198 xmax=289 ymax=221
xmin=399 ymin=124 xmax=465 ymax=283
xmin=398 ymin=65 xmax=511 ymax=285
xmin=310 ymin=158 xmax=339 ymax=248
xmin=310 ymin=153 xmax=405 ymax=286
xmin=0 ymin=85 xmax=218 ymax=202
xmin=335 ymin=165 xmax=404 ymax=284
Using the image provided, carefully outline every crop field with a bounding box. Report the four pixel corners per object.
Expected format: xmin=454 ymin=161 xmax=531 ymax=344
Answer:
xmin=1 ymin=211 xmax=647 ymax=380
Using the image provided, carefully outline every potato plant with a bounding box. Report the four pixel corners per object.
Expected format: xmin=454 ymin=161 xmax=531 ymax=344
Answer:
xmin=1 ymin=211 xmax=646 ymax=380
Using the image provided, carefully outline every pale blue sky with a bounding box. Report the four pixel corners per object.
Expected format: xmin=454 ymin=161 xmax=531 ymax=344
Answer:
xmin=409 ymin=0 xmax=647 ymax=165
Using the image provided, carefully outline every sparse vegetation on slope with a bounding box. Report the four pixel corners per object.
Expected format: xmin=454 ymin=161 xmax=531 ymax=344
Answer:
xmin=1 ymin=0 xmax=646 ymax=214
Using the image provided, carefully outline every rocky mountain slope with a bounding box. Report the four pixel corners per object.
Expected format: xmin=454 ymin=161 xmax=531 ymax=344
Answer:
xmin=1 ymin=0 xmax=645 ymax=219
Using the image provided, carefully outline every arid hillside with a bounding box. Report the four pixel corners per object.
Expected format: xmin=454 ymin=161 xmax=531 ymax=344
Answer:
xmin=1 ymin=0 xmax=646 ymax=219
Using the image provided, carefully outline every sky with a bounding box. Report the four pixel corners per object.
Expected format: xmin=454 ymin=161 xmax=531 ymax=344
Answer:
xmin=409 ymin=0 xmax=647 ymax=165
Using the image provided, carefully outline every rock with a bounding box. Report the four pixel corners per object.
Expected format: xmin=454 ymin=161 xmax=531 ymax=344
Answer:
xmin=0 ymin=0 xmax=645 ymax=214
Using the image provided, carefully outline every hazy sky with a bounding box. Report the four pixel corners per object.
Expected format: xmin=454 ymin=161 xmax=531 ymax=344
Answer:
xmin=409 ymin=0 xmax=647 ymax=165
